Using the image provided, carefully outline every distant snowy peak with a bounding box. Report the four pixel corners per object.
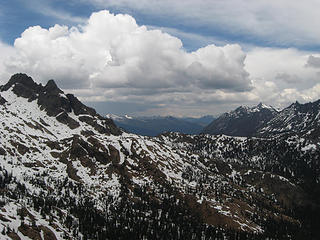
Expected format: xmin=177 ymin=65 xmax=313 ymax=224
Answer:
xmin=106 ymin=113 xmax=134 ymax=120
xmin=106 ymin=113 xmax=124 ymax=120
xmin=203 ymin=99 xmax=320 ymax=138
xmin=203 ymin=103 xmax=278 ymax=137
xmin=258 ymin=99 xmax=320 ymax=138
xmin=255 ymin=102 xmax=279 ymax=112
xmin=232 ymin=103 xmax=277 ymax=115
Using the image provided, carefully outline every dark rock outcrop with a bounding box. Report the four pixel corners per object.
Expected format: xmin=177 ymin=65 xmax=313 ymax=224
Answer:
xmin=56 ymin=112 xmax=80 ymax=129
xmin=1 ymin=73 xmax=42 ymax=101
xmin=66 ymin=94 xmax=96 ymax=116
xmin=44 ymin=79 xmax=63 ymax=95
xmin=38 ymin=91 xmax=71 ymax=117
xmin=1 ymin=73 xmax=41 ymax=92
xmin=37 ymin=78 xmax=73 ymax=116
xmin=79 ymin=115 xmax=121 ymax=135
xmin=0 ymin=147 xmax=6 ymax=156
xmin=69 ymin=135 xmax=111 ymax=165
xmin=0 ymin=94 xmax=6 ymax=105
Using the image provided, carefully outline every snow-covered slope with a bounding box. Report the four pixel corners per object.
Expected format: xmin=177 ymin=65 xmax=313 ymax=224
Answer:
xmin=258 ymin=100 xmax=320 ymax=139
xmin=0 ymin=74 xmax=319 ymax=239
xmin=203 ymin=100 xmax=320 ymax=140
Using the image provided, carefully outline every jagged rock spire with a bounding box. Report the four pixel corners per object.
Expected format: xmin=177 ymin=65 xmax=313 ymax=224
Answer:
xmin=44 ymin=79 xmax=63 ymax=94
xmin=1 ymin=73 xmax=40 ymax=92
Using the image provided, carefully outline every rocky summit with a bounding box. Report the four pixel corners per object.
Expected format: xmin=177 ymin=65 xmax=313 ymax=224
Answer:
xmin=257 ymin=100 xmax=320 ymax=139
xmin=203 ymin=100 xmax=320 ymax=141
xmin=202 ymin=103 xmax=278 ymax=137
xmin=0 ymin=74 xmax=319 ymax=239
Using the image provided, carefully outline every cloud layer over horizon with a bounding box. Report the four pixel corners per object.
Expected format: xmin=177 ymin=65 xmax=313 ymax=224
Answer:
xmin=0 ymin=10 xmax=320 ymax=116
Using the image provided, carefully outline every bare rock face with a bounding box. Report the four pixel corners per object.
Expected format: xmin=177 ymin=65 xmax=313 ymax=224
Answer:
xmin=37 ymin=79 xmax=73 ymax=116
xmin=56 ymin=112 xmax=80 ymax=129
xmin=66 ymin=93 xmax=96 ymax=116
xmin=1 ymin=73 xmax=41 ymax=92
xmin=0 ymin=94 xmax=6 ymax=105
xmin=0 ymin=147 xmax=6 ymax=155
xmin=44 ymin=79 xmax=63 ymax=95
xmin=1 ymin=73 xmax=42 ymax=101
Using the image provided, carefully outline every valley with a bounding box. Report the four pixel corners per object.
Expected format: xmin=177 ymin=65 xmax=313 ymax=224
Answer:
xmin=0 ymin=74 xmax=319 ymax=239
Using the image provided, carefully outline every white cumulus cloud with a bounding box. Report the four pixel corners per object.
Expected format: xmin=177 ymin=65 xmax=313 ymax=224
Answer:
xmin=245 ymin=48 xmax=320 ymax=108
xmin=1 ymin=10 xmax=320 ymax=116
xmin=0 ymin=42 xmax=15 ymax=83
xmin=3 ymin=10 xmax=251 ymax=95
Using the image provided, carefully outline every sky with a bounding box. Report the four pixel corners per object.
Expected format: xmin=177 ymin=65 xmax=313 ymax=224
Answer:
xmin=1 ymin=0 xmax=320 ymax=117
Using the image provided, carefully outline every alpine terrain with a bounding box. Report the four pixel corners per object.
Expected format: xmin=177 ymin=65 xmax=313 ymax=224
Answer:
xmin=202 ymin=103 xmax=278 ymax=137
xmin=0 ymin=73 xmax=319 ymax=239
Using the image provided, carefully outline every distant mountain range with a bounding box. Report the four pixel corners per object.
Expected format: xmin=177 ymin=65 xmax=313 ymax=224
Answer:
xmin=258 ymin=100 xmax=320 ymax=139
xmin=203 ymin=103 xmax=278 ymax=137
xmin=109 ymin=98 xmax=320 ymax=140
xmin=106 ymin=114 xmax=215 ymax=136
xmin=203 ymin=101 xmax=320 ymax=139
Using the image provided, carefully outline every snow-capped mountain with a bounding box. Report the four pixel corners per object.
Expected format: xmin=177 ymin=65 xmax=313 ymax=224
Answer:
xmin=106 ymin=114 xmax=215 ymax=136
xmin=258 ymin=100 xmax=320 ymax=139
xmin=203 ymin=99 xmax=320 ymax=140
xmin=0 ymin=74 xmax=319 ymax=239
xmin=202 ymin=103 xmax=278 ymax=137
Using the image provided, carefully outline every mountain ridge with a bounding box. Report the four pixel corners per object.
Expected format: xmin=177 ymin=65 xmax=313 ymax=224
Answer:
xmin=203 ymin=99 xmax=320 ymax=140
xmin=257 ymin=99 xmax=320 ymax=139
xmin=1 ymin=73 xmax=121 ymax=135
xmin=203 ymin=103 xmax=278 ymax=137
xmin=0 ymin=73 xmax=319 ymax=239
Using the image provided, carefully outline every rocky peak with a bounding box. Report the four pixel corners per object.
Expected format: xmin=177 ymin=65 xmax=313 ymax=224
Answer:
xmin=286 ymin=99 xmax=320 ymax=114
xmin=203 ymin=103 xmax=279 ymax=137
xmin=66 ymin=93 xmax=96 ymax=116
xmin=1 ymin=73 xmax=39 ymax=91
xmin=235 ymin=105 xmax=249 ymax=112
xmin=1 ymin=73 xmax=121 ymax=135
xmin=257 ymin=102 xmax=263 ymax=108
xmin=257 ymin=99 xmax=320 ymax=139
xmin=44 ymin=79 xmax=63 ymax=95
xmin=256 ymin=102 xmax=272 ymax=110
xmin=287 ymin=101 xmax=300 ymax=110
xmin=38 ymin=83 xmax=71 ymax=117
xmin=1 ymin=73 xmax=42 ymax=101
